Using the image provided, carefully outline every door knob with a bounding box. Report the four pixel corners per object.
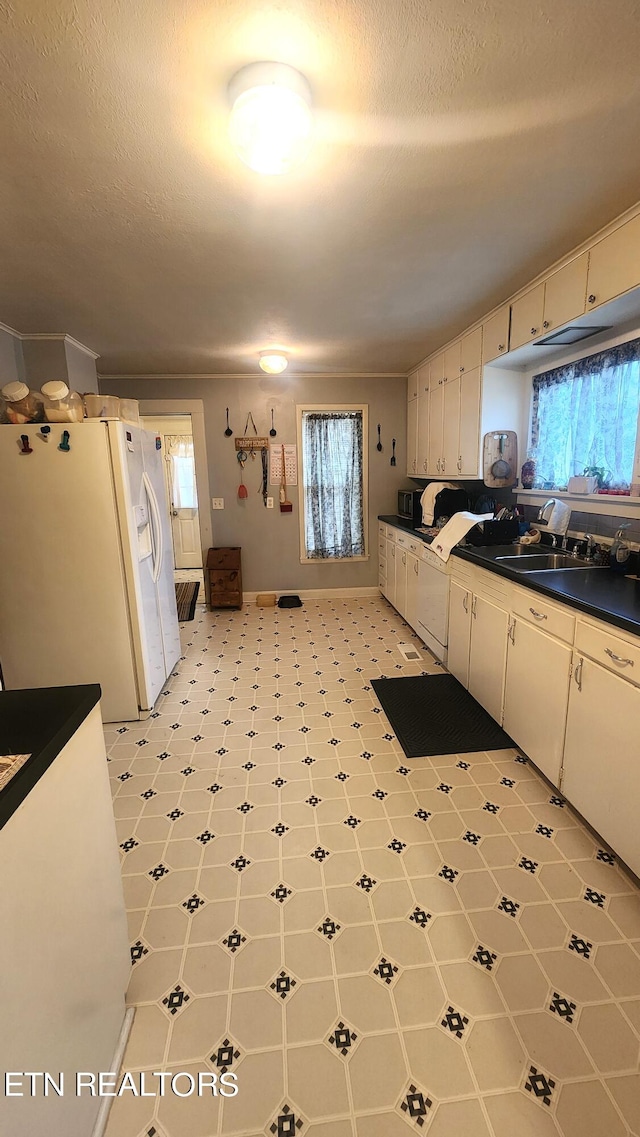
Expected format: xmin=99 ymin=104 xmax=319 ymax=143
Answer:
xmin=588 ymin=294 xmax=596 ymax=304
xmin=172 ymin=509 xmax=178 ymax=516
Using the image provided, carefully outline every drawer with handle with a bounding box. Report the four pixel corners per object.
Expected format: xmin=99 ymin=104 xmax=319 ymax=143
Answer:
xmin=511 ymin=588 xmax=575 ymax=644
xmin=575 ymin=620 xmax=640 ymax=685
xmin=396 ymin=532 xmax=409 ymax=548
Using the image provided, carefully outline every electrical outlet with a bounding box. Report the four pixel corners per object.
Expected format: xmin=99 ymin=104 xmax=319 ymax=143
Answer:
xmin=266 ymin=497 xmax=274 ymax=509
xmin=212 ymin=498 xmax=224 ymax=510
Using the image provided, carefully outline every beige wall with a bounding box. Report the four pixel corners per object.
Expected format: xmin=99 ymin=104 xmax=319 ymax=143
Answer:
xmin=99 ymin=375 xmax=408 ymax=592
xmin=0 ymin=325 xmax=24 ymax=384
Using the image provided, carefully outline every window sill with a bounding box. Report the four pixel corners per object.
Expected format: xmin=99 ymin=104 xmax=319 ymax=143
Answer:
xmin=300 ymin=554 xmax=370 ymax=564
xmin=516 ymin=488 xmax=640 ymax=518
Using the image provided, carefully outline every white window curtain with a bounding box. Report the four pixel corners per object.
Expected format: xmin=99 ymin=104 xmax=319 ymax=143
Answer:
xmin=301 ymin=410 xmax=365 ymax=559
xmin=530 ymin=339 xmax=640 ymax=489
xmin=165 ymin=435 xmax=198 ymax=510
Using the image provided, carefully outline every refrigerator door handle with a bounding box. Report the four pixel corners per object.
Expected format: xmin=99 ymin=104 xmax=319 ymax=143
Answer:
xmin=143 ymin=471 xmax=163 ymax=584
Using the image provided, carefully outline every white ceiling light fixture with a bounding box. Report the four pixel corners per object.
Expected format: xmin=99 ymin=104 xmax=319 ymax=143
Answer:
xmin=228 ymin=61 xmax=313 ymax=175
xmin=259 ymin=349 xmax=288 ymax=374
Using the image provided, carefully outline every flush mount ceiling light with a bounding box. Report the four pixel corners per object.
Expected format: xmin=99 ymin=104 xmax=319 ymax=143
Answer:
xmin=259 ymin=349 xmax=288 ymax=374
xmin=228 ymin=61 xmax=313 ymax=175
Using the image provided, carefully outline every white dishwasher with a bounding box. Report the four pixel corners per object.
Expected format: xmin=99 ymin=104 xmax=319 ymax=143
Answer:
xmin=414 ymin=542 xmax=451 ymax=662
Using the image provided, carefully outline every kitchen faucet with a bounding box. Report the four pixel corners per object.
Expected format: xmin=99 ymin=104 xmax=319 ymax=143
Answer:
xmin=583 ymin=533 xmax=596 ymax=560
xmin=536 ymin=499 xmax=556 ymax=525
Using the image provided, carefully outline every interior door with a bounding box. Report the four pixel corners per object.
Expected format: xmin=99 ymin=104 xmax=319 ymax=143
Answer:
xmin=163 ymin=436 xmax=201 ymax=569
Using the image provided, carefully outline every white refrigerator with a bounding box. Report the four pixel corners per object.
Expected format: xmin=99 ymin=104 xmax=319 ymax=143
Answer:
xmin=0 ymin=420 xmax=181 ymax=722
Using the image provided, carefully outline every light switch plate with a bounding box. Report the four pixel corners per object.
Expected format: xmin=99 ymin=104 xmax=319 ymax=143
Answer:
xmin=266 ymin=497 xmax=274 ymax=509
xmin=212 ymin=498 xmax=224 ymax=510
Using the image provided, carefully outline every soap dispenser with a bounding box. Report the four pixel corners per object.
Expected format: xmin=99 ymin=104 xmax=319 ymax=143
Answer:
xmin=610 ymin=523 xmax=631 ymax=573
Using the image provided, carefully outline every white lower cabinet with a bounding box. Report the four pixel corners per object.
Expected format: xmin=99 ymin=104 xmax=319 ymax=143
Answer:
xmin=447 ymin=580 xmax=472 ymax=687
xmin=405 ymin=551 xmax=419 ymax=630
xmin=502 ymin=617 xmax=572 ymax=786
xmin=383 ymin=539 xmax=397 ymax=607
xmin=468 ymin=594 xmax=509 ymax=723
xmin=562 ymin=654 xmax=640 ymax=877
xmin=395 ymin=546 xmax=408 ymax=619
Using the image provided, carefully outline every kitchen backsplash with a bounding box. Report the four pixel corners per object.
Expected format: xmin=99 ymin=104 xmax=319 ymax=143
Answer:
xmin=520 ymin=503 xmax=640 ymax=546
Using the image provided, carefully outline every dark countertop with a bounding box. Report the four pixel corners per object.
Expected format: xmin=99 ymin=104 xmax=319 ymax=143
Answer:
xmin=0 ymin=684 xmax=101 ymax=832
xmin=378 ymin=515 xmax=640 ymax=637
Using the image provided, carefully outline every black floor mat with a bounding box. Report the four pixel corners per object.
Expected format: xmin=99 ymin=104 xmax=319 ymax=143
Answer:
xmin=175 ymin=580 xmax=200 ymax=622
xmin=371 ymin=673 xmax=514 ymax=758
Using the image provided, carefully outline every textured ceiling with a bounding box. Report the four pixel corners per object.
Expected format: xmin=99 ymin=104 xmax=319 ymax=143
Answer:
xmin=2 ymin=0 xmax=640 ymax=376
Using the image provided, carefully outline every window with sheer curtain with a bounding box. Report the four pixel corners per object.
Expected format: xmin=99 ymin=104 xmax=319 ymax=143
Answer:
xmin=530 ymin=338 xmax=640 ymax=490
xmin=299 ymin=407 xmax=367 ymax=561
xmin=165 ymin=435 xmax=198 ymax=510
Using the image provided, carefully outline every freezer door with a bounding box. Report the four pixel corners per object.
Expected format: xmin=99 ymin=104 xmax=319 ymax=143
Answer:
xmin=108 ymin=422 xmax=167 ymax=711
xmin=0 ymin=421 xmax=140 ymax=721
xmin=140 ymin=427 xmax=181 ymax=676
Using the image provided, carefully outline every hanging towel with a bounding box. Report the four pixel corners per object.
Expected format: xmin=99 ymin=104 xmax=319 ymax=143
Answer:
xmin=431 ymin=512 xmax=494 ymax=563
xmin=419 ymin=482 xmax=458 ymax=526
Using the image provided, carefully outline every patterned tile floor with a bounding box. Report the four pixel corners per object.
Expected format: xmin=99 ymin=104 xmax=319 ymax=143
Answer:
xmin=104 ymin=598 xmax=640 ymax=1137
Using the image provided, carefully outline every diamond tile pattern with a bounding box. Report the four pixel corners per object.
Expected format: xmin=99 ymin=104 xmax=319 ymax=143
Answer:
xmin=105 ymin=597 xmax=640 ymax=1137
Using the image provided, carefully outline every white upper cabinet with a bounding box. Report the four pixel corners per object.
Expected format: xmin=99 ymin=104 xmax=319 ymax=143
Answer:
xmin=510 ymin=283 xmax=545 ymax=351
xmin=457 ymin=367 xmax=482 ymax=476
xmin=406 ymin=387 xmax=418 ymax=476
xmin=427 ymin=380 xmax=444 ymax=476
xmin=429 ymin=352 xmax=445 ymax=387
xmin=442 ymin=375 xmax=460 ymax=477
xmin=417 ymin=370 xmax=430 ymax=475
xmin=460 ymin=327 xmax=482 ymax=374
xmin=586 ymin=212 xmax=640 ymax=310
xmin=542 ymin=253 xmax=588 ymax=331
xmin=443 ymin=343 xmax=460 ymax=383
xmin=481 ymin=304 xmax=511 ymax=363
xmin=407 ymin=370 xmax=419 ymax=401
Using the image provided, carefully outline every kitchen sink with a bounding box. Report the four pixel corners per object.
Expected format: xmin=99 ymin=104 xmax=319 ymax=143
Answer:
xmin=495 ymin=552 xmax=601 ymax=571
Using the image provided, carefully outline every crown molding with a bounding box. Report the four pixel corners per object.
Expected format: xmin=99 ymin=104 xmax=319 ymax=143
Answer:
xmin=97 ymin=371 xmax=407 ymax=381
xmin=21 ymin=333 xmax=100 ymax=359
xmin=0 ymin=320 xmax=22 ymax=338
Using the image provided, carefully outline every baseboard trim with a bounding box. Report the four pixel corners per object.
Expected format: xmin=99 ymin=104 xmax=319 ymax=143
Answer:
xmin=242 ymin=586 xmax=381 ymax=603
xmin=91 ymin=1006 xmax=136 ymax=1137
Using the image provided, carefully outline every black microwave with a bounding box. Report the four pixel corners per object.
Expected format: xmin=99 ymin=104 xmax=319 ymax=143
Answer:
xmin=398 ymin=489 xmax=422 ymax=524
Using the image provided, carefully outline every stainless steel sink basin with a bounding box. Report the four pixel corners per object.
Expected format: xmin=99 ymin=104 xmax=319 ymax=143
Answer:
xmin=495 ymin=552 xmax=600 ymax=571
xmin=498 ymin=544 xmax=545 ymax=556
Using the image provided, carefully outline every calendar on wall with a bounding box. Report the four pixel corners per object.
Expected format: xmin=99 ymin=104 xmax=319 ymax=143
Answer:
xmin=269 ymin=443 xmax=298 ymax=485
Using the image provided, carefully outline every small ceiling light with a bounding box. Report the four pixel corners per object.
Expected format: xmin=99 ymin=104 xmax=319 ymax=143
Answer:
xmin=228 ymin=61 xmax=313 ymax=175
xmin=259 ymin=350 xmax=288 ymax=374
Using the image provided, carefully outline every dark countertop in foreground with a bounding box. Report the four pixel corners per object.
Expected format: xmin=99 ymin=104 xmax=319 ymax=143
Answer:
xmin=378 ymin=514 xmax=640 ymax=637
xmin=0 ymin=685 xmax=101 ymax=832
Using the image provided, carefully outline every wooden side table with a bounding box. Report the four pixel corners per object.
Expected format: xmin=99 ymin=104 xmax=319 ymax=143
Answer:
xmin=206 ymin=547 xmax=242 ymax=609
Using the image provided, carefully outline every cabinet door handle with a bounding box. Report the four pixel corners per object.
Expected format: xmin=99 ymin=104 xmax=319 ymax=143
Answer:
xmin=471 ymin=596 xmax=477 ymax=618
xmin=604 ymin=647 xmax=634 ymax=667
xmin=529 ymin=607 xmax=548 ymax=620
xmin=460 ymin=365 xmax=464 ymax=372
xmin=530 ymin=326 xmax=538 ymax=335
xmin=402 ymin=553 xmax=406 ymax=565
xmin=574 ymin=656 xmax=583 ymax=690
xmin=588 ymin=293 xmax=596 ymax=304
xmin=543 ymin=320 xmax=550 ymax=328
xmin=391 ymin=547 xmax=395 ymax=558
xmin=497 ymin=343 xmax=505 ymax=352
xmin=462 ymin=593 xmax=468 ymax=613
xmin=414 ymin=561 xmax=419 ymax=575
xmin=508 ymin=617 xmax=515 ymax=644
xmin=457 ymin=457 xmax=462 ymax=471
